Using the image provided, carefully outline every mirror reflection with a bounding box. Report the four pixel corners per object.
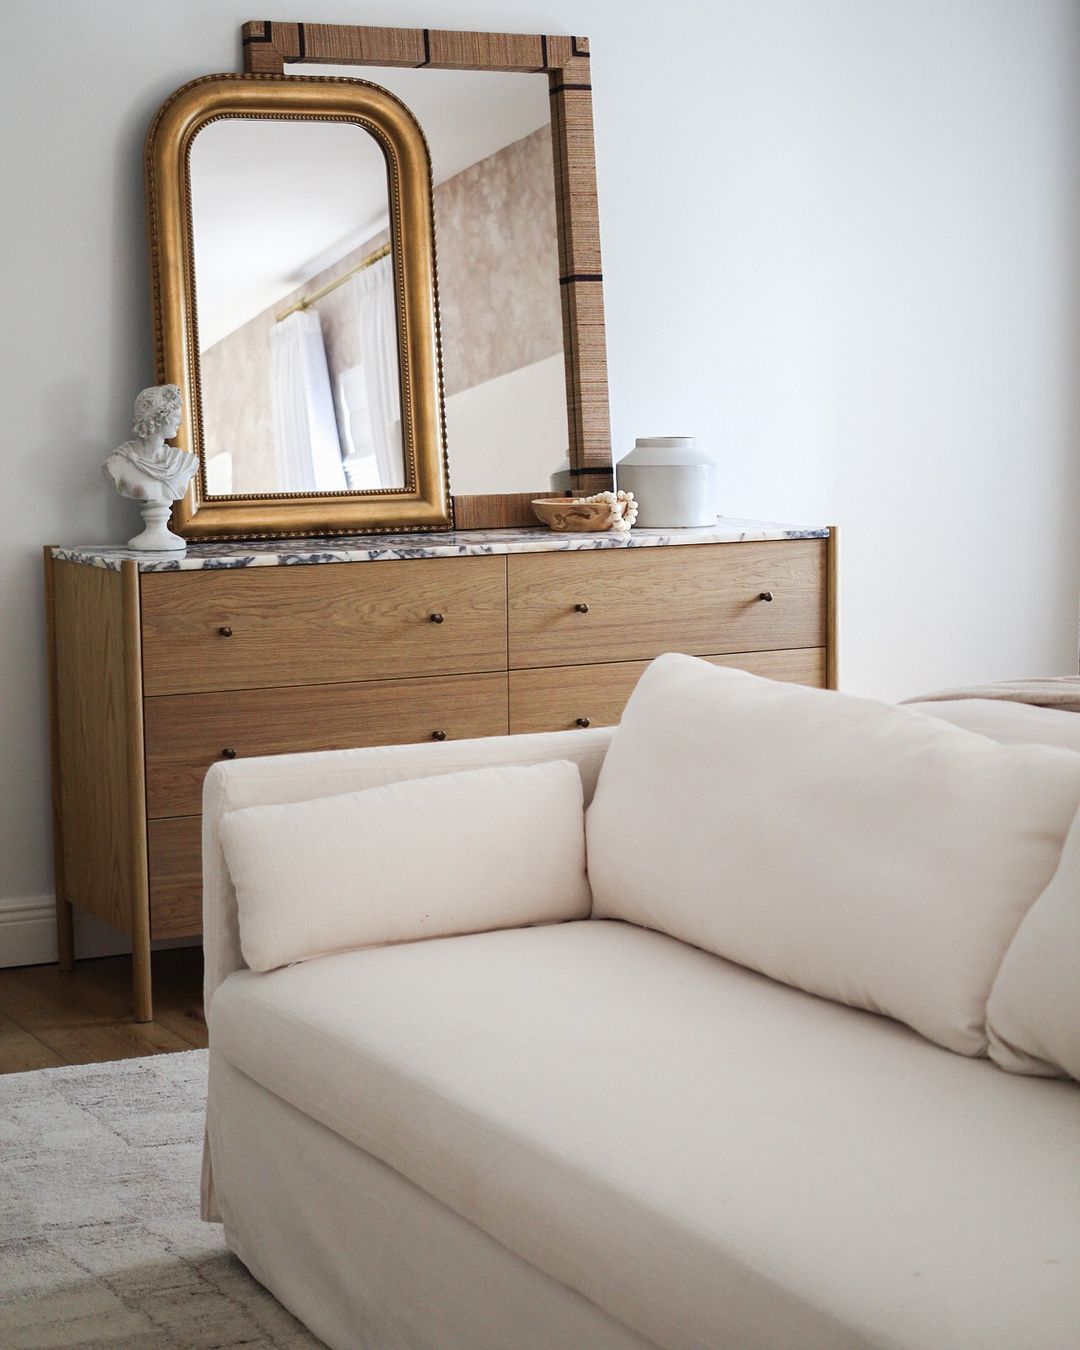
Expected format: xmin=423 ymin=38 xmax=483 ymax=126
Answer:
xmin=190 ymin=68 xmax=569 ymax=504
xmin=191 ymin=118 xmax=402 ymax=497
xmin=329 ymin=68 xmax=568 ymax=497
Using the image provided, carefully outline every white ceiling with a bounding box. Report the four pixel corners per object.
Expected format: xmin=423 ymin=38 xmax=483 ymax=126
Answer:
xmin=192 ymin=67 xmax=551 ymax=350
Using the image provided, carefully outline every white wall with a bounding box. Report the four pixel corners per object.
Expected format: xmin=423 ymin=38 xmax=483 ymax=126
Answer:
xmin=446 ymin=354 xmax=569 ymax=492
xmin=3 ymin=0 xmax=1080 ymax=953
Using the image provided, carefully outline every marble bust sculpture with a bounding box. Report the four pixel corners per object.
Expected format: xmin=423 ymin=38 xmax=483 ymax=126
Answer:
xmin=103 ymin=385 xmax=198 ymax=550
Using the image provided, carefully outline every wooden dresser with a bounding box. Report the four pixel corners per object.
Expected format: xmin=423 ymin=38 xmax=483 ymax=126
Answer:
xmin=44 ymin=521 xmax=836 ymax=1019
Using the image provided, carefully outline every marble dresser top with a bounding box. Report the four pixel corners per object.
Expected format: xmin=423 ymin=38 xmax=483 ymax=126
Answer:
xmin=52 ymin=518 xmax=829 ymax=572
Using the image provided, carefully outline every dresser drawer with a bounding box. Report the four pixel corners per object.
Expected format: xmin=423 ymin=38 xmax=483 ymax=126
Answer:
xmin=148 ymin=817 xmax=201 ymax=939
xmin=144 ymin=672 xmax=509 ymax=818
xmin=506 ymin=541 xmax=825 ymax=669
xmin=509 ymin=648 xmax=826 ymax=734
xmin=140 ymin=555 xmax=507 ymax=696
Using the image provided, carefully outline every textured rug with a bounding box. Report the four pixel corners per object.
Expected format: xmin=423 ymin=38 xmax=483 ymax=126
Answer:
xmin=0 ymin=1050 xmax=320 ymax=1348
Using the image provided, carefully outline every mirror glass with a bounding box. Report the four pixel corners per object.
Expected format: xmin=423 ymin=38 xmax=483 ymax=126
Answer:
xmin=191 ymin=118 xmax=404 ymax=497
xmin=189 ymin=67 xmax=569 ymax=504
xmin=319 ymin=68 xmax=567 ymax=498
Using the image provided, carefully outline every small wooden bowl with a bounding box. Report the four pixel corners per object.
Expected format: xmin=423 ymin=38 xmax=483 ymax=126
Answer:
xmin=531 ymin=498 xmax=628 ymax=532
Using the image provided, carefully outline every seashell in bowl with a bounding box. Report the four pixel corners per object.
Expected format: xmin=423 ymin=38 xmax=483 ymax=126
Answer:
xmin=531 ymin=496 xmax=631 ymax=532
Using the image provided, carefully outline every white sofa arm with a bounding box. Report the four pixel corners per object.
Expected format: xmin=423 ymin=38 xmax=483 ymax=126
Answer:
xmin=200 ymin=725 xmax=614 ymax=1016
xmin=199 ymin=724 xmax=613 ymax=1221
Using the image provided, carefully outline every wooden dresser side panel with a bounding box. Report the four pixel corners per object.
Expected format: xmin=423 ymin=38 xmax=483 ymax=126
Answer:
xmin=52 ymin=561 xmax=145 ymax=937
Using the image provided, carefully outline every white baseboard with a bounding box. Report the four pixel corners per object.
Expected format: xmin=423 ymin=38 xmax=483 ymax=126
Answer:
xmin=0 ymin=895 xmax=197 ymax=969
xmin=0 ymin=897 xmax=64 ymax=968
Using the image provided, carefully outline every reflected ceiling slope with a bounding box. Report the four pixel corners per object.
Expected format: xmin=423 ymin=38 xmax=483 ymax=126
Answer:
xmin=192 ymin=67 xmax=551 ymax=349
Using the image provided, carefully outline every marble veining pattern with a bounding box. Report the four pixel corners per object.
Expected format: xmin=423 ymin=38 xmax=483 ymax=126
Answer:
xmin=51 ymin=519 xmax=829 ymax=572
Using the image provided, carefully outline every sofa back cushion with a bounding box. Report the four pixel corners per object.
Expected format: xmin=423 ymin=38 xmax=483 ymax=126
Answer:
xmin=222 ymin=759 xmax=591 ymax=971
xmin=909 ymin=697 xmax=1080 ymax=752
xmin=586 ymin=654 xmax=1080 ymax=1054
xmin=987 ymin=805 xmax=1080 ymax=1081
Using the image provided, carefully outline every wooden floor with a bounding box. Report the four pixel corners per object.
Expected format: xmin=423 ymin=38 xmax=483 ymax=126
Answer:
xmin=0 ymin=947 xmax=207 ymax=1074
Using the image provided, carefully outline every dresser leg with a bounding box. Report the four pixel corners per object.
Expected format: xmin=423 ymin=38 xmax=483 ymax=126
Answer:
xmin=55 ymin=896 xmax=75 ymax=972
xmin=825 ymin=525 xmax=840 ymax=691
xmin=45 ymin=546 xmax=75 ymax=975
xmin=121 ymin=557 xmax=153 ymax=1025
xmin=132 ymin=923 xmax=153 ymax=1023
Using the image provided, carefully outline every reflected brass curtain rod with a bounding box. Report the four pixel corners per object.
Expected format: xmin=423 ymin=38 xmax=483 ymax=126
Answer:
xmin=275 ymin=242 xmax=391 ymax=323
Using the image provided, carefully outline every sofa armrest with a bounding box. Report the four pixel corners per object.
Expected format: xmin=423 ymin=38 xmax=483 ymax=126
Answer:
xmin=201 ymin=725 xmax=614 ymax=1016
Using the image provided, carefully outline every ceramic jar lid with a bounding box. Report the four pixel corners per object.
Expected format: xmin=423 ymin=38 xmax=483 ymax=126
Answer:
xmin=620 ymin=436 xmax=716 ymax=467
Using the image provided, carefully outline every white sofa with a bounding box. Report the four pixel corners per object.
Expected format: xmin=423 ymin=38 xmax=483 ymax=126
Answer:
xmin=201 ymin=657 xmax=1080 ymax=1350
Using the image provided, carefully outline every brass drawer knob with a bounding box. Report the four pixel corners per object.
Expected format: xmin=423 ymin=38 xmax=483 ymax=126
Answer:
xmin=429 ymin=612 xmax=444 ymax=624
xmin=218 ymin=625 xmax=234 ymax=637
xmin=759 ymin=592 xmax=774 ymax=603
xmin=432 ymin=729 xmax=447 ymax=741
xmin=575 ymin=717 xmax=591 ymax=728
xmin=221 ymin=747 xmax=237 ymax=760
xmin=574 ymin=602 xmax=590 ymax=614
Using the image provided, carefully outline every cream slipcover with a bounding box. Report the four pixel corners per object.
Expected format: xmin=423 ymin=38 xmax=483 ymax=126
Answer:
xmin=910 ymin=695 xmax=1080 ymax=750
xmin=586 ymin=655 xmax=1080 ymax=1054
xmin=221 ymin=759 xmax=591 ymax=971
xmin=210 ymin=920 xmax=1080 ymax=1350
xmin=208 ymin=1053 xmax=655 ymax=1350
xmin=201 ymin=726 xmax=615 ymax=1027
xmin=915 ymin=697 xmax=1080 ymax=1081
xmin=986 ymin=801 xmax=1080 ymax=1081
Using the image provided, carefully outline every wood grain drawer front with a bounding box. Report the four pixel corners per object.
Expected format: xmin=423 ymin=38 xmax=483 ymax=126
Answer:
xmin=148 ymin=817 xmax=201 ymax=940
xmin=140 ymin=555 xmax=508 ymax=696
xmin=507 ymin=540 xmax=825 ymax=670
xmin=144 ymin=673 xmax=509 ymax=818
xmin=509 ymin=648 xmax=827 ymax=734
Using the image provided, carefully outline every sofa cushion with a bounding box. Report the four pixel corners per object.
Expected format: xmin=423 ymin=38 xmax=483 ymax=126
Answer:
xmin=987 ymin=804 xmax=1080 ymax=1082
xmin=209 ymin=920 xmax=1080 ymax=1350
xmin=220 ymin=759 xmax=590 ymax=971
xmin=909 ymin=696 xmax=1080 ymax=752
xmin=586 ymin=654 xmax=1080 ymax=1054
xmin=912 ymin=694 xmax=1080 ymax=1081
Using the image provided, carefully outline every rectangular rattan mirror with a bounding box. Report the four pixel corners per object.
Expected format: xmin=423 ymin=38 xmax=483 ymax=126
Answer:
xmin=242 ymin=23 xmax=614 ymax=531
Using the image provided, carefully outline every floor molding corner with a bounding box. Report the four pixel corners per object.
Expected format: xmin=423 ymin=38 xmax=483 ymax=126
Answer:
xmin=0 ymin=895 xmax=195 ymax=968
xmin=0 ymin=896 xmax=63 ymax=968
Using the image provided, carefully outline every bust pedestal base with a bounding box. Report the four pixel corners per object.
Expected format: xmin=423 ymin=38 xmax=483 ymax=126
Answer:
xmin=128 ymin=503 xmax=186 ymax=552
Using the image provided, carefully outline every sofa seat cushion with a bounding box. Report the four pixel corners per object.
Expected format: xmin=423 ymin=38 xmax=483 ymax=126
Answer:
xmin=209 ymin=920 xmax=1080 ymax=1350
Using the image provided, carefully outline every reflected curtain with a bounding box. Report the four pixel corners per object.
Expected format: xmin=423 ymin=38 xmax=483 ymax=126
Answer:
xmin=270 ymin=309 xmax=349 ymax=493
xmin=346 ymin=255 xmax=404 ymax=488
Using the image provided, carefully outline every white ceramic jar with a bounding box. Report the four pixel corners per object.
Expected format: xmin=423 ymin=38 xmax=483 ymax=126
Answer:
xmin=548 ymin=458 xmax=574 ymax=494
xmin=614 ymin=437 xmax=717 ymax=528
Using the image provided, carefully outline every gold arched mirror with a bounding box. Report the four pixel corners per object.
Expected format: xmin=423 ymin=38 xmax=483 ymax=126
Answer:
xmin=145 ymin=74 xmax=450 ymax=539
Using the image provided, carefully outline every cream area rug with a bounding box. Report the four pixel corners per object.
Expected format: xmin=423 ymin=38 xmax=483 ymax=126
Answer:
xmin=0 ymin=1050 xmax=320 ymax=1348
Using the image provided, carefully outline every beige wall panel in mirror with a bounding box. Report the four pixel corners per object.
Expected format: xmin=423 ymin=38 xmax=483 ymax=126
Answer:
xmin=145 ymin=74 xmax=451 ymax=539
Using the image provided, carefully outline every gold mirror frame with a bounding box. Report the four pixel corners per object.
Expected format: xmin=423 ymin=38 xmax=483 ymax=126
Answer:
xmin=145 ymin=73 xmax=451 ymax=540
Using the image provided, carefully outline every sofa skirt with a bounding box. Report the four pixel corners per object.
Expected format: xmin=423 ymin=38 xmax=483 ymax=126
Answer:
xmin=206 ymin=1051 xmax=656 ymax=1350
